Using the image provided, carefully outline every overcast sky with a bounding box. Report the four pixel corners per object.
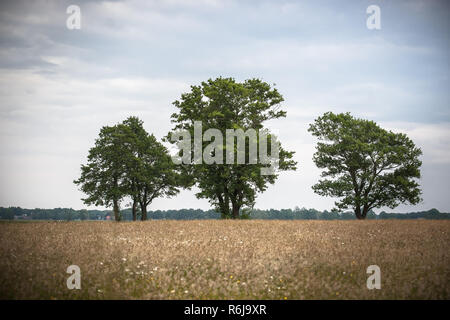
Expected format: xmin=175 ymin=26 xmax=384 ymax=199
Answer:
xmin=0 ymin=0 xmax=449 ymax=213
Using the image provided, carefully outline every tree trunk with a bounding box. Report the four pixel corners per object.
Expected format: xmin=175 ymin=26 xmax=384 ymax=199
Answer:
xmin=132 ymin=199 xmax=138 ymax=221
xmin=362 ymin=205 xmax=369 ymax=219
xmin=140 ymin=202 xmax=147 ymax=221
xmin=217 ymin=193 xmax=231 ymax=219
xmin=231 ymin=203 xmax=240 ymax=219
xmin=113 ymin=200 xmax=120 ymax=221
xmin=355 ymin=206 xmax=365 ymax=220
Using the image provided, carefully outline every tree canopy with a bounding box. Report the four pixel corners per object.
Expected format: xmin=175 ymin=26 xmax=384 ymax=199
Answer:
xmin=167 ymin=77 xmax=297 ymax=219
xmin=74 ymin=117 xmax=180 ymax=221
xmin=308 ymin=112 xmax=422 ymax=219
xmin=73 ymin=124 xmax=125 ymax=220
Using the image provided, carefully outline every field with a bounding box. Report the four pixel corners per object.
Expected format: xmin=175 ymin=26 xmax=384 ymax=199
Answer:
xmin=0 ymin=220 xmax=449 ymax=299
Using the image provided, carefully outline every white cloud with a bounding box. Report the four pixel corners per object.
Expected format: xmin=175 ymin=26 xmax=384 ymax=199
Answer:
xmin=382 ymin=121 xmax=450 ymax=164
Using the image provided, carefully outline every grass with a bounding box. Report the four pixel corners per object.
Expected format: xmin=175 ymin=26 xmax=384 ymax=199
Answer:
xmin=0 ymin=220 xmax=448 ymax=299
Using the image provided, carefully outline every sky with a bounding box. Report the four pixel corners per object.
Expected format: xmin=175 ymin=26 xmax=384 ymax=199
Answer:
xmin=0 ymin=0 xmax=449 ymax=213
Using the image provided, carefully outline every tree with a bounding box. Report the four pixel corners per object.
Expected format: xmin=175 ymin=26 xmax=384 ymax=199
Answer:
xmin=116 ymin=117 xmax=147 ymax=221
xmin=167 ymin=77 xmax=297 ymax=219
xmin=79 ymin=209 xmax=88 ymax=220
xmin=308 ymin=112 xmax=422 ymax=219
xmin=75 ymin=116 xmax=180 ymax=221
xmin=120 ymin=118 xmax=180 ymax=221
xmin=74 ymin=125 xmax=127 ymax=221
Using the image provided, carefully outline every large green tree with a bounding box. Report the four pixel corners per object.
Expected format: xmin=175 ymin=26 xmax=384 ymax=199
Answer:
xmin=167 ymin=77 xmax=297 ymax=219
xmin=120 ymin=117 xmax=180 ymax=220
xmin=116 ymin=117 xmax=144 ymax=221
xmin=74 ymin=125 xmax=126 ymax=221
xmin=308 ymin=112 xmax=422 ymax=219
xmin=75 ymin=117 xmax=180 ymax=221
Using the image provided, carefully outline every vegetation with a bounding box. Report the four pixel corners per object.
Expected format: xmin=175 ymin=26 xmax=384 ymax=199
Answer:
xmin=1 ymin=220 xmax=448 ymax=299
xmin=309 ymin=112 xmax=422 ymax=220
xmin=74 ymin=117 xmax=181 ymax=221
xmin=167 ymin=77 xmax=297 ymax=219
xmin=1 ymin=206 xmax=449 ymax=221
xmin=70 ymin=82 xmax=426 ymax=221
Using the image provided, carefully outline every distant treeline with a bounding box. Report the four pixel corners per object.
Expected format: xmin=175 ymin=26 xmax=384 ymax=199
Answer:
xmin=0 ymin=207 xmax=449 ymax=221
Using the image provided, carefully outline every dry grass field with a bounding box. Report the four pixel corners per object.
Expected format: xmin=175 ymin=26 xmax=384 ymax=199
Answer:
xmin=0 ymin=220 xmax=449 ymax=299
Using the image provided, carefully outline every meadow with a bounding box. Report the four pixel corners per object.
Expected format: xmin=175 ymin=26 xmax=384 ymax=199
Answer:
xmin=0 ymin=220 xmax=448 ymax=299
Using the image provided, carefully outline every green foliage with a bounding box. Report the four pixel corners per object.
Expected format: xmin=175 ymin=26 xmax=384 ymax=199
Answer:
xmin=2 ymin=207 xmax=449 ymax=221
xmin=239 ymin=207 xmax=252 ymax=219
xmin=308 ymin=112 xmax=422 ymax=219
xmin=74 ymin=117 xmax=181 ymax=221
xmin=73 ymin=125 xmax=126 ymax=220
xmin=167 ymin=77 xmax=297 ymax=219
xmin=116 ymin=117 xmax=181 ymax=220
